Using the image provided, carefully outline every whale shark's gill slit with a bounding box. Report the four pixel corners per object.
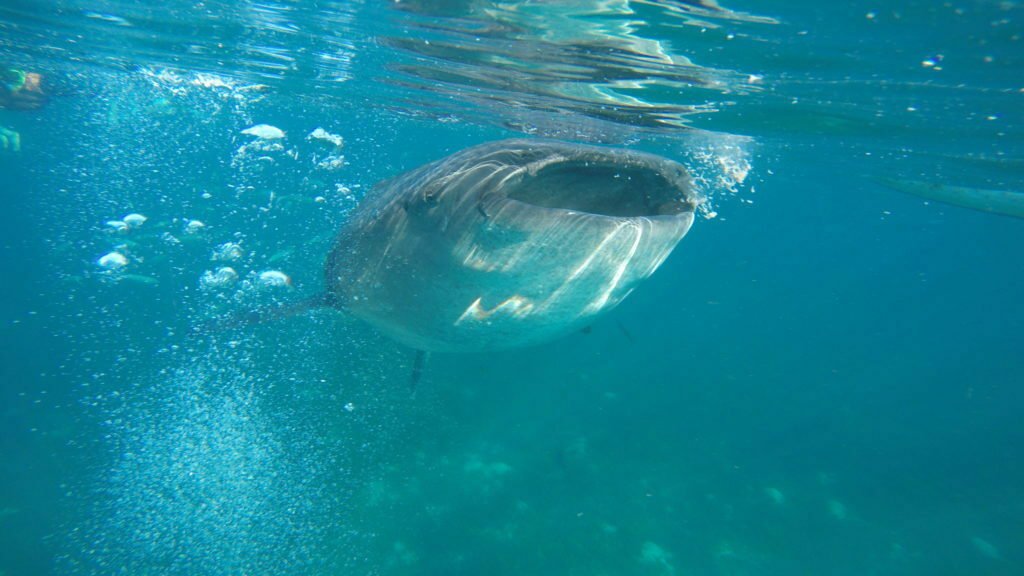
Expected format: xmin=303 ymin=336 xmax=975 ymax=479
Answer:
xmin=589 ymin=222 xmax=644 ymax=312
xmin=537 ymin=221 xmax=630 ymax=312
xmin=506 ymin=161 xmax=690 ymax=217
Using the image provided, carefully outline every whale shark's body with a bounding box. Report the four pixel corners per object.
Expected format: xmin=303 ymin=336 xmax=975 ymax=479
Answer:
xmin=322 ymin=139 xmax=701 ymax=353
xmin=879 ymin=178 xmax=1024 ymax=219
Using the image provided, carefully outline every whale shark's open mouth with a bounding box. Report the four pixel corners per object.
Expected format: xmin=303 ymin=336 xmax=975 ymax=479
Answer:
xmin=506 ymin=157 xmax=695 ymax=218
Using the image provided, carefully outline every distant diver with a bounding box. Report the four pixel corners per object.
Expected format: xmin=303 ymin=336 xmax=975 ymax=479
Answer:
xmin=0 ymin=66 xmax=50 ymax=152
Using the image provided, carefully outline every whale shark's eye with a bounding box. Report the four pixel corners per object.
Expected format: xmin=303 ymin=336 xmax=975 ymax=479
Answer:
xmin=403 ymin=186 xmax=441 ymax=213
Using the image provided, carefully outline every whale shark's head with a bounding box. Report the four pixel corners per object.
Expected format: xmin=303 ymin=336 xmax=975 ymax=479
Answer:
xmin=329 ymin=139 xmax=702 ymax=352
xmin=402 ymin=138 xmax=697 ymax=223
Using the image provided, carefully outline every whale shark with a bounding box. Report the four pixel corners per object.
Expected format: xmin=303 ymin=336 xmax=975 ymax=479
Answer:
xmin=879 ymin=178 xmax=1024 ymax=219
xmin=320 ymin=138 xmax=702 ymax=354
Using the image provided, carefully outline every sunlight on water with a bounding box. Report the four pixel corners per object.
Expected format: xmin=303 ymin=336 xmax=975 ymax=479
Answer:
xmin=375 ymin=0 xmax=782 ymax=139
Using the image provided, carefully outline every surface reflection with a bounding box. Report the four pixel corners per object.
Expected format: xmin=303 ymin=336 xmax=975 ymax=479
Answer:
xmin=383 ymin=0 xmax=775 ymax=137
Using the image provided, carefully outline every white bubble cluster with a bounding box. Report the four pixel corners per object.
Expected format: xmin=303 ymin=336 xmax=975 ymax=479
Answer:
xmin=200 ymin=267 xmax=238 ymax=289
xmin=184 ymin=219 xmax=206 ymax=234
xmin=680 ymin=133 xmax=756 ymax=219
xmin=257 ymin=270 xmax=292 ymax=288
xmin=98 ymin=251 xmax=129 ymax=269
xmin=308 ymin=128 xmax=345 ymax=171
xmin=105 ymin=213 xmax=147 ymax=234
xmin=122 ymin=213 xmax=148 ymax=228
xmin=67 ymin=347 xmax=344 ymax=575
xmin=211 ymin=242 xmax=244 ymax=262
xmin=241 ymin=123 xmax=285 ymax=139
xmin=307 ymin=127 xmax=344 ymax=148
xmin=105 ymin=220 xmax=129 ymax=233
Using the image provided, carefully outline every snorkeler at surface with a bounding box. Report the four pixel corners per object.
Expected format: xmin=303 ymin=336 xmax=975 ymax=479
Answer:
xmin=0 ymin=66 xmax=49 ymax=152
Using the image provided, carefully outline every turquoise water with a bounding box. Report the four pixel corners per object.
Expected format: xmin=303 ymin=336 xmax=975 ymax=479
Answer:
xmin=1 ymin=1 xmax=1022 ymax=574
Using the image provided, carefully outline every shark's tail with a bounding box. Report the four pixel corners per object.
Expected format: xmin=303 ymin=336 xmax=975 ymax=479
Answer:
xmin=196 ymin=292 xmax=338 ymax=333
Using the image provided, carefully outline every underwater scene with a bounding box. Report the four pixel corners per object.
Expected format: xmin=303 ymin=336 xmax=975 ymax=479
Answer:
xmin=1 ymin=1 xmax=1022 ymax=574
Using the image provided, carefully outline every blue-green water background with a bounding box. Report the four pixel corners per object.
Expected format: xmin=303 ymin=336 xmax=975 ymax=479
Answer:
xmin=1 ymin=1 xmax=1023 ymax=574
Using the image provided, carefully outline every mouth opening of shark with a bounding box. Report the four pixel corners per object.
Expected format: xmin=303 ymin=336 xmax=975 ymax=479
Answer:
xmin=505 ymin=160 xmax=693 ymax=218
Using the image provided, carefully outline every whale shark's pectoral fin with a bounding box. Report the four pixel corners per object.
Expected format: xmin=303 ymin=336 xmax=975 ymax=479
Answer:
xmin=409 ymin=349 xmax=428 ymax=395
